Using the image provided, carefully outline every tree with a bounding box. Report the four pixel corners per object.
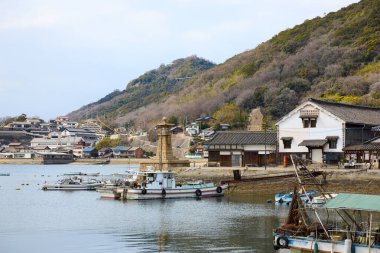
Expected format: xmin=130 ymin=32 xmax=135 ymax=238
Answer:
xmin=213 ymin=103 xmax=248 ymax=129
xmin=167 ymin=115 xmax=178 ymax=126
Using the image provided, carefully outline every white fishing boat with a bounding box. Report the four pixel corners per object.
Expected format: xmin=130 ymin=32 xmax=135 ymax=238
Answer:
xmin=98 ymin=170 xmax=228 ymax=200
xmin=42 ymin=176 xmax=103 ymax=190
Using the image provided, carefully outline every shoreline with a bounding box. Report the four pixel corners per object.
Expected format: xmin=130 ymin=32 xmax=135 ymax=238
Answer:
xmin=1 ymin=158 xmax=380 ymax=195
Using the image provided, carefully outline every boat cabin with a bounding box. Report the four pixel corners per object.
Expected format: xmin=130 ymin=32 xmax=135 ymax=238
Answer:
xmin=139 ymin=171 xmax=176 ymax=189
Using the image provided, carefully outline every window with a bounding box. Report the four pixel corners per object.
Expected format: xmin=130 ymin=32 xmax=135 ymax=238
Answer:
xmin=303 ymin=119 xmax=309 ymax=128
xmin=283 ymin=140 xmax=292 ymax=149
xmin=302 ymin=118 xmax=317 ymax=128
xmin=310 ymin=119 xmax=316 ymax=128
xmin=328 ymin=139 xmax=337 ymax=149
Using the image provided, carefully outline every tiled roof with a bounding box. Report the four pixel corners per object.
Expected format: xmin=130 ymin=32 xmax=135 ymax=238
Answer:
xmin=205 ymin=131 xmax=277 ymax=145
xmin=63 ymin=128 xmax=95 ymax=133
xmin=298 ymin=139 xmax=327 ymax=147
xmin=310 ymin=98 xmax=380 ymax=125
xmin=343 ymin=143 xmax=380 ymax=151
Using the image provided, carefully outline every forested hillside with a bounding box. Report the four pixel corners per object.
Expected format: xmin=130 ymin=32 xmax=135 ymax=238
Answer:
xmin=68 ymin=56 xmax=215 ymax=125
xmin=69 ymin=0 xmax=380 ymax=130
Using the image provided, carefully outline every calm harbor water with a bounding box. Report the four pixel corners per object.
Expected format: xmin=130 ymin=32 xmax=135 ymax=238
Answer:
xmin=0 ymin=164 xmax=288 ymax=253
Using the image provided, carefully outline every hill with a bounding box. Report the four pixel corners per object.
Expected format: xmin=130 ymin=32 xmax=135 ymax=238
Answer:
xmin=68 ymin=0 xmax=380 ymax=130
xmin=68 ymin=56 xmax=215 ymax=125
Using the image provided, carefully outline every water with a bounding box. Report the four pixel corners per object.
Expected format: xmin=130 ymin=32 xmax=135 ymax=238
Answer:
xmin=0 ymin=165 xmax=288 ymax=253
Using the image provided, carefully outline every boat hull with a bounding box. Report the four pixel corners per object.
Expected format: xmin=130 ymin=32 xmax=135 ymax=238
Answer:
xmin=42 ymin=183 xmax=103 ymax=191
xmin=273 ymin=234 xmax=380 ymax=253
xmin=98 ymin=185 xmax=228 ymax=200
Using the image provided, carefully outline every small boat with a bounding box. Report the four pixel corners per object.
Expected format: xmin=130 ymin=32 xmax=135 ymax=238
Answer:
xmin=95 ymin=159 xmax=110 ymax=165
xmin=98 ymin=170 xmax=228 ymax=200
xmin=63 ymin=172 xmax=100 ymax=177
xmin=308 ymin=192 xmax=337 ymax=206
xmin=275 ymin=190 xmax=317 ymax=203
xmin=42 ymin=176 xmax=103 ymax=190
xmin=0 ymin=173 xmax=10 ymax=176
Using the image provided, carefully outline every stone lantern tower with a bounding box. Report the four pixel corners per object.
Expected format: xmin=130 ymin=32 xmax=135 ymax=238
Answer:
xmin=140 ymin=117 xmax=190 ymax=171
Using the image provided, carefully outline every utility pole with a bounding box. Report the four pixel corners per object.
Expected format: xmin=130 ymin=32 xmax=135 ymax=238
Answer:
xmin=264 ymin=121 xmax=267 ymax=171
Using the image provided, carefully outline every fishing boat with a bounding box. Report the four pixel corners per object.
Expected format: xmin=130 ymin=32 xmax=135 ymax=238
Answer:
xmin=273 ymin=155 xmax=380 ymax=253
xmin=275 ymin=190 xmax=318 ymax=203
xmin=42 ymin=176 xmax=103 ymax=190
xmin=98 ymin=170 xmax=228 ymax=200
xmin=97 ymin=171 xmax=140 ymax=199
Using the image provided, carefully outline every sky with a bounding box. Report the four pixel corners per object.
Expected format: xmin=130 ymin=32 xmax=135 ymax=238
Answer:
xmin=0 ymin=0 xmax=359 ymax=120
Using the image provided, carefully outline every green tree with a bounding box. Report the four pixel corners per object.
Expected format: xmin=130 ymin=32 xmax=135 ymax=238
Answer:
xmin=167 ymin=115 xmax=178 ymax=126
xmin=213 ymin=103 xmax=248 ymax=129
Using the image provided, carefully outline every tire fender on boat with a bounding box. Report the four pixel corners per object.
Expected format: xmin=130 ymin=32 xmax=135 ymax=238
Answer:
xmin=216 ymin=186 xmax=223 ymax=194
xmin=141 ymin=188 xmax=147 ymax=194
xmin=276 ymin=236 xmax=289 ymax=248
xmin=195 ymin=189 xmax=202 ymax=197
xmin=162 ymin=189 xmax=166 ymax=197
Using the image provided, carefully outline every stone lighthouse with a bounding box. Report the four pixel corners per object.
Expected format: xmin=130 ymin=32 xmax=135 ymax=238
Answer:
xmin=140 ymin=117 xmax=190 ymax=171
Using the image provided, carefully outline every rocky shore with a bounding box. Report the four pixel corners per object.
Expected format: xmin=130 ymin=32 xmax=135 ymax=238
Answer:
xmin=174 ymin=166 xmax=380 ymax=195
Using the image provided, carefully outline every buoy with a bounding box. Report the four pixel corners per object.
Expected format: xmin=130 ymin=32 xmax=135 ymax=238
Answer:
xmin=314 ymin=241 xmax=319 ymax=253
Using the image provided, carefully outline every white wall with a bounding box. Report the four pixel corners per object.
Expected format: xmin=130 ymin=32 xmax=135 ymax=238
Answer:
xmin=278 ymin=102 xmax=344 ymax=153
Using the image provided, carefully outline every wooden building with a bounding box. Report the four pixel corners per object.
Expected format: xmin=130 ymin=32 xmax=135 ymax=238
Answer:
xmin=204 ymin=131 xmax=277 ymax=167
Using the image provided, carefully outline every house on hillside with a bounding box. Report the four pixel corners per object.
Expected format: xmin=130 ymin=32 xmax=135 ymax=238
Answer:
xmin=185 ymin=123 xmax=200 ymax=136
xmin=277 ymin=98 xmax=380 ymax=165
xmin=204 ymin=131 xmax=277 ymax=167
xmin=61 ymin=128 xmax=98 ymax=145
xmin=170 ymin=126 xmax=183 ymax=135
xmin=30 ymin=136 xmax=85 ymax=150
xmin=83 ymin=147 xmax=98 ymax=158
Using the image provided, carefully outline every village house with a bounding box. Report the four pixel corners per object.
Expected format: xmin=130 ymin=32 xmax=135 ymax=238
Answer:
xmin=204 ymin=131 xmax=277 ymax=167
xmin=127 ymin=147 xmax=144 ymax=158
xmin=30 ymin=136 xmax=86 ymax=150
xmin=80 ymin=121 xmax=103 ymax=133
xmin=98 ymin=147 xmax=113 ymax=157
xmin=112 ymin=146 xmax=129 ymax=158
xmin=185 ymin=123 xmax=200 ymax=136
xmin=61 ymin=128 xmax=98 ymax=145
xmin=277 ymin=98 xmax=380 ymax=165
xmin=83 ymin=147 xmax=98 ymax=158
xmin=170 ymin=126 xmax=183 ymax=135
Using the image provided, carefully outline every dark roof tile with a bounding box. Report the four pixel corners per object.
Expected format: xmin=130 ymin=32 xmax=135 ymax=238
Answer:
xmin=205 ymin=131 xmax=277 ymax=145
xmin=310 ymin=98 xmax=380 ymax=125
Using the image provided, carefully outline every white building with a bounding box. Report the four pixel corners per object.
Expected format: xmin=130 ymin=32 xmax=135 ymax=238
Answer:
xmin=30 ymin=136 xmax=85 ymax=150
xmin=185 ymin=123 xmax=200 ymax=136
xmin=277 ymin=98 xmax=380 ymax=165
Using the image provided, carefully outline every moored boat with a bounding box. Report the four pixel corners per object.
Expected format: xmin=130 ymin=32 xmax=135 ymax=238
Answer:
xmin=98 ymin=170 xmax=228 ymax=200
xmin=274 ymin=193 xmax=380 ymax=253
xmin=275 ymin=190 xmax=318 ymax=203
xmin=42 ymin=176 xmax=103 ymax=190
xmin=273 ymin=155 xmax=380 ymax=253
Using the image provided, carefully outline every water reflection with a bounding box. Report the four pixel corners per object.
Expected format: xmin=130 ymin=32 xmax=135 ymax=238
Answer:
xmin=0 ymin=165 xmax=289 ymax=253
